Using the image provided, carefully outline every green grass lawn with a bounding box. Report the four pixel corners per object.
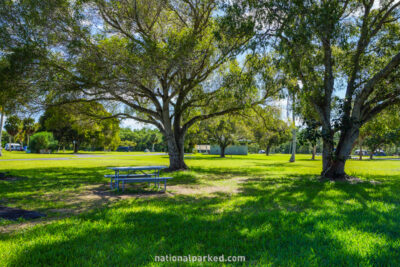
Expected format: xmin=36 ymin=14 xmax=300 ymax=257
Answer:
xmin=1 ymin=153 xmax=400 ymax=266
xmin=0 ymin=150 xmax=163 ymax=159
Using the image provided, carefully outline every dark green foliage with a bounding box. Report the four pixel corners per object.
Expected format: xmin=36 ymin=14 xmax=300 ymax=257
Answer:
xmin=4 ymin=115 xmax=21 ymax=140
xmin=119 ymin=128 xmax=166 ymax=152
xmin=29 ymin=132 xmax=57 ymax=153
xmin=361 ymin=107 xmax=400 ymax=158
xmin=40 ymin=102 xmax=120 ymax=152
xmin=250 ymin=106 xmax=291 ymax=155
xmin=22 ymin=117 xmax=36 ymax=146
xmin=298 ymin=120 xmax=321 ymax=147
xmin=200 ymin=115 xmax=250 ymax=157
xmin=224 ymin=0 xmax=400 ymax=177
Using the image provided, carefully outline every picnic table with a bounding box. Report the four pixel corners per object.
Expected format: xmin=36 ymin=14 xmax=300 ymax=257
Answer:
xmin=106 ymin=166 xmax=172 ymax=191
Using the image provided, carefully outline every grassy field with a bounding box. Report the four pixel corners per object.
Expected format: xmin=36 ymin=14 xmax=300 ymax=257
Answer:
xmin=1 ymin=152 xmax=400 ymax=266
xmin=0 ymin=150 xmax=162 ymax=159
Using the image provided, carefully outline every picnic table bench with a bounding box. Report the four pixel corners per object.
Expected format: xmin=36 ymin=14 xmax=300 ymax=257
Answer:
xmin=106 ymin=166 xmax=172 ymax=191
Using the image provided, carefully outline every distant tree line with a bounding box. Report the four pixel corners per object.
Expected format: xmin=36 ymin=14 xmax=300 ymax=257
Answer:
xmin=119 ymin=128 xmax=166 ymax=152
xmin=1 ymin=102 xmax=121 ymax=153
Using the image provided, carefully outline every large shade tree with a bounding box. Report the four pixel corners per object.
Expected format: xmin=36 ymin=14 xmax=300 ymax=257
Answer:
xmin=40 ymin=102 xmax=120 ymax=153
xmin=201 ymin=114 xmax=250 ymax=157
xmin=250 ymin=105 xmax=291 ymax=156
xmin=0 ymin=0 xmax=58 ymax=155
xmin=45 ymin=0 xmax=279 ymax=170
xmin=227 ymin=0 xmax=400 ymax=179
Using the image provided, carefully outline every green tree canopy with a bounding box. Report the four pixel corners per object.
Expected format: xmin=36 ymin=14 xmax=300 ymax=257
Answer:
xmin=40 ymin=102 xmax=120 ymax=152
xmin=226 ymin=0 xmax=400 ymax=179
xmin=361 ymin=106 xmax=400 ymax=159
xmin=250 ymin=106 xmax=291 ymax=156
xmin=22 ymin=118 xmax=37 ymax=146
xmin=0 ymin=0 xmax=58 ymax=155
xmin=41 ymin=0 xmax=279 ymax=170
xmin=4 ymin=115 xmax=21 ymax=140
xmin=119 ymin=128 xmax=165 ymax=152
xmin=201 ymin=115 xmax=251 ymax=157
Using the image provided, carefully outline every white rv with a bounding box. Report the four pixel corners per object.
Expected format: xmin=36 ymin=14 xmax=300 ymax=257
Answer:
xmin=4 ymin=143 xmax=23 ymax=151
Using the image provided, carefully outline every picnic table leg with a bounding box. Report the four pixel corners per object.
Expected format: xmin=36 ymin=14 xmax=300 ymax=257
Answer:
xmin=164 ymin=179 xmax=166 ymax=191
xmin=111 ymin=170 xmax=116 ymax=190
xmin=122 ymin=180 xmax=125 ymax=191
xmin=116 ymin=170 xmax=119 ymax=191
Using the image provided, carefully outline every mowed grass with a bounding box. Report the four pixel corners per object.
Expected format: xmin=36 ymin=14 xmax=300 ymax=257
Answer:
xmin=0 ymin=150 xmax=163 ymax=159
xmin=1 ymin=153 xmax=400 ymax=266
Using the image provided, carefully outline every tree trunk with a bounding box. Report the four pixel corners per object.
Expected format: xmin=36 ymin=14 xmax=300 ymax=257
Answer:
xmin=0 ymin=111 xmax=4 ymax=156
xmin=74 ymin=143 xmax=79 ymax=153
xmin=359 ymin=144 xmax=363 ymax=160
xmin=289 ymin=100 xmax=296 ymax=162
xmin=266 ymin=145 xmax=271 ymax=156
xmin=321 ymin=139 xmax=333 ymax=172
xmin=322 ymin=159 xmax=346 ymax=179
xmin=322 ymin=127 xmax=359 ymax=179
xmin=166 ymin=132 xmax=187 ymax=171
xmin=9 ymin=136 xmax=12 ymax=151
xmin=311 ymin=144 xmax=316 ymax=160
xmin=370 ymin=151 xmax=374 ymax=160
xmin=152 ymin=143 xmax=155 ymax=152
xmin=220 ymin=145 xmax=226 ymax=158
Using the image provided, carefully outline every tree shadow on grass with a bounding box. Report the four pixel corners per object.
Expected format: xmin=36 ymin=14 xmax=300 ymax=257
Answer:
xmin=0 ymin=167 xmax=109 ymax=198
xmin=3 ymin=173 xmax=400 ymax=266
xmin=188 ymin=166 xmax=268 ymax=178
xmin=0 ymin=166 xmax=201 ymax=214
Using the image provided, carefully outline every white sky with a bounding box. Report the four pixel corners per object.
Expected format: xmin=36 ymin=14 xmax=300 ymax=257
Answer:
xmin=120 ymin=119 xmax=150 ymax=130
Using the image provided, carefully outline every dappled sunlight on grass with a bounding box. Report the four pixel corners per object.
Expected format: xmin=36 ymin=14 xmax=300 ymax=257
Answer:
xmin=1 ymin=153 xmax=400 ymax=265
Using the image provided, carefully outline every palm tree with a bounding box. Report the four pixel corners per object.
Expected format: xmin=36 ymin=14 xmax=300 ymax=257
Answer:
xmin=4 ymin=115 xmax=21 ymax=151
xmin=23 ymin=118 xmax=36 ymax=146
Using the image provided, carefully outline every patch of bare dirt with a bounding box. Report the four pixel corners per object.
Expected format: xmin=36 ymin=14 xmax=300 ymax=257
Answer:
xmin=0 ymin=184 xmax=171 ymax=234
xmin=1 ymin=178 xmax=247 ymax=234
xmin=169 ymin=185 xmax=239 ymax=195
xmin=0 ymin=215 xmax=68 ymax=234
xmin=168 ymin=177 xmax=246 ymax=195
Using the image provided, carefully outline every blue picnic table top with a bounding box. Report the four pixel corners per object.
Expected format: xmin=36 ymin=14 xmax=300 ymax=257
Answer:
xmin=107 ymin=166 xmax=167 ymax=171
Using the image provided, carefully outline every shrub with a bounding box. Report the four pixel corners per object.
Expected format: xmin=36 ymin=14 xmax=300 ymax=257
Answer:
xmin=29 ymin=132 xmax=58 ymax=153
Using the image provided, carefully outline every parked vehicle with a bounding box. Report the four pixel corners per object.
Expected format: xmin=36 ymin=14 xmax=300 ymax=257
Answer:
xmin=4 ymin=143 xmax=24 ymax=151
xmin=354 ymin=150 xmax=369 ymax=156
xmin=374 ymin=150 xmax=386 ymax=156
xmin=258 ymin=150 xmax=265 ymax=154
